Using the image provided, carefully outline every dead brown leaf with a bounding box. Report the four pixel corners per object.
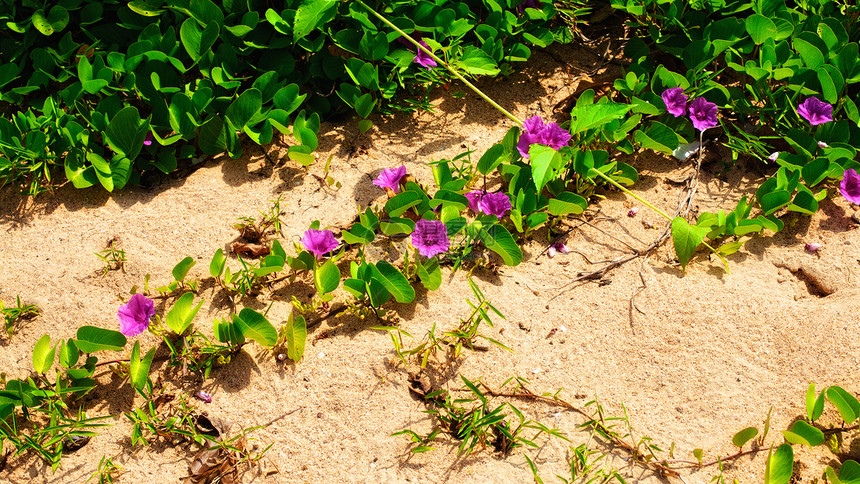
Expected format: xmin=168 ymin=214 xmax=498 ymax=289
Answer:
xmin=230 ymin=242 xmax=270 ymax=257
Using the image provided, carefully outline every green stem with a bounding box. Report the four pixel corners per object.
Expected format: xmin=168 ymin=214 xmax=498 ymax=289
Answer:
xmin=589 ymin=169 xmax=673 ymax=221
xmin=355 ymin=0 xmax=523 ymax=126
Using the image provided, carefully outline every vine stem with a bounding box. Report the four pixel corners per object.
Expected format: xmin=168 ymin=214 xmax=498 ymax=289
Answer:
xmin=355 ymin=0 xmax=523 ymax=126
xmin=589 ymin=168 xmax=673 ymax=221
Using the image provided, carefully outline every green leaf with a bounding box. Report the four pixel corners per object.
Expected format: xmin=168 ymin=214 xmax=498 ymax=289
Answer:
xmin=828 ymin=386 xmax=860 ymax=424
xmin=837 ymin=461 xmax=860 ymax=483
xmin=764 ymin=444 xmax=794 ymax=484
xmin=671 ymin=217 xmax=708 ymax=271
xmin=128 ymin=1 xmax=166 ymax=16
xmin=417 ymin=257 xmax=442 ymax=291
xmin=806 ymin=383 xmax=826 ymax=421
xmin=165 ymin=292 xmax=204 ymax=335
xmin=233 ymin=308 xmax=277 ymax=347
xmin=180 ymin=18 xmax=219 ymax=62
xmin=32 ymin=334 xmax=55 ymax=373
xmin=371 ymin=261 xmax=415 ymax=303
xmin=745 ymin=14 xmax=778 ymax=45
xmin=380 ymin=217 xmax=415 ymax=236
xmin=285 ymin=313 xmax=307 ymax=362
xmin=198 ymin=115 xmax=227 ymax=155
xmin=210 ymin=248 xmax=226 ymax=278
xmin=457 ymin=47 xmax=500 ymax=76
xmin=314 ymin=259 xmax=340 ymax=295
xmin=172 ymin=256 xmax=196 ymax=282
xmin=226 ymin=89 xmax=262 ymax=129
xmin=481 ymin=224 xmax=523 ymax=266
xmin=529 ymin=145 xmax=563 ymax=194
xmin=104 ymin=107 xmax=148 ymax=160
xmin=294 ymin=0 xmax=337 ymax=42
xmin=354 ymin=93 xmax=376 ymax=119
xmin=548 ymin=192 xmax=588 ymax=216
xmin=59 ymin=339 xmax=79 ymax=368
xmin=784 ymin=420 xmax=824 ymax=447
xmin=635 ymin=122 xmax=680 ymax=155
xmin=384 ymin=191 xmax=422 ymax=217
xmin=366 ymin=278 xmax=391 ymax=308
xmin=569 ymin=102 xmax=631 ymax=134
xmin=75 ymin=326 xmax=127 ymax=353
xmin=129 ymin=341 xmax=156 ymax=391
xmin=732 ymin=427 xmax=758 ymax=448
xmin=64 ymin=152 xmax=97 ymax=188
xmin=477 ymin=144 xmax=506 ymax=175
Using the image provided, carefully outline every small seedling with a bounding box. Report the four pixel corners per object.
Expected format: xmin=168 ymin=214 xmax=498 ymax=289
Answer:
xmin=94 ymin=239 xmax=126 ymax=276
xmin=0 ymin=296 xmax=38 ymax=338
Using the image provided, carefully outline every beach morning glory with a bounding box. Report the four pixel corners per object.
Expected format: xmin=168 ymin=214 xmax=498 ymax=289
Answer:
xmin=517 ymin=116 xmax=571 ymax=159
xmin=414 ymin=40 xmax=437 ymax=70
xmin=688 ymin=97 xmax=718 ymax=131
xmin=840 ymin=168 xmax=860 ymax=204
xmin=661 ymin=88 xmax=688 ymax=117
xmin=477 ymin=192 xmax=512 ymax=219
xmin=301 ymin=229 xmax=338 ymax=260
xmin=797 ymin=97 xmax=833 ymax=126
xmin=118 ymin=293 xmax=155 ymax=337
xmin=411 ymin=219 xmax=450 ymax=258
xmin=373 ymin=166 xmax=407 ymax=193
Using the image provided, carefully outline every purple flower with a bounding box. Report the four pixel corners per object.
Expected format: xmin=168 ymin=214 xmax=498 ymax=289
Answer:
xmin=301 ymin=229 xmax=338 ymax=260
xmin=517 ymin=116 xmax=571 ymax=159
xmin=840 ymin=168 xmax=860 ymax=204
xmin=661 ymin=88 xmax=688 ymax=117
xmin=373 ymin=166 xmax=407 ymax=193
xmin=817 ymin=141 xmax=829 ymax=149
xmin=195 ymin=391 xmax=212 ymax=403
xmin=143 ymin=132 xmax=154 ymax=146
xmin=477 ymin=192 xmax=511 ymax=219
xmin=688 ymin=97 xmax=718 ymax=131
xmin=797 ymin=97 xmax=833 ymax=126
xmin=518 ymin=0 xmax=542 ymax=12
xmin=411 ymin=219 xmax=450 ymax=258
xmin=465 ymin=190 xmax=484 ymax=213
xmin=805 ymin=242 xmax=822 ymax=252
xmin=118 ymin=293 xmax=155 ymax=337
xmin=547 ymin=243 xmax=568 ymax=258
xmin=628 ymin=207 xmax=639 ymax=217
xmin=768 ymin=152 xmax=780 ymax=162
xmin=414 ymin=40 xmax=437 ymax=70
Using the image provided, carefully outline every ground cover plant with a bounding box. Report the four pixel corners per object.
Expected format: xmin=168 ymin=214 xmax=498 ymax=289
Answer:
xmin=1 ymin=0 xmax=859 ymax=482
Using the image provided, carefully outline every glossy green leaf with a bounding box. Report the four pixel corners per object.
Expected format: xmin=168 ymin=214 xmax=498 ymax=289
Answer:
xmin=285 ymin=313 xmax=307 ymax=362
xmin=226 ymin=89 xmax=262 ymax=129
xmin=548 ymin=192 xmax=588 ymax=216
xmin=371 ymin=261 xmax=415 ymax=303
xmin=129 ymin=341 xmax=156 ymax=391
xmin=104 ymin=106 xmax=148 ymax=160
xmin=172 ymin=256 xmax=195 ymax=282
xmin=806 ymin=383 xmax=826 ymax=421
xmin=732 ymin=427 xmax=758 ymax=448
xmin=764 ymin=444 xmax=793 ymax=484
xmin=59 ymin=339 xmax=79 ymax=368
xmin=481 ymin=224 xmax=522 ymax=266
xmin=417 ymin=256 xmax=441 ymax=291
xmin=314 ymin=259 xmax=340 ymax=295
xmin=380 ymin=217 xmax=415 ymax=236
xmin=233 ymin=308 xmax=277 ymax=347
xmin=672 ymin=217 xmax=708 ymax=271
xmin=32 ymin=334 xmax=55 ymax=373
xmin=166 ymin=292 xmax=204 ymax=335
xmin=210 ymin=248 xmax=226 ymax=278
xmin=294 ymin=0 xmax=337 ymax=41
xmin=384 ymin=191 xmax=422 ymax=217
xmin=828 ymin=386 xmax=860 ymax=424
xmin=746 ymin=14 xmax=777 ymax=45
xmin=75 ymin=326 xmax=127 ymax=353
xmin=783 ymin=420 xmax=824 ymax=447
xmin=529 ymin=145 xmax=563 ymax=194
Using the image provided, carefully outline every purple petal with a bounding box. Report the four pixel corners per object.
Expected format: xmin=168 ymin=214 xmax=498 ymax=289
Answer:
xmin=688 ymin=97 xmax=718 ymax=131
xmin=517 ymin=0 xmax=542 ymax=12
xmin=661 ymin=88 xmax=688 ymax=117
xmin=414 ymin=40 xmax=437 ymax=70
xmin=301 ymin=229 xmax=339 ymax=259
xmin=118 ymin=293 xmax=155 ymax=337
xmin=840 ymin=169 xmax=860 ymax=204
xmin=195 ymin=391 xmax=212 ymax=403
xmin=411 ymin=219 xmax=450 ymax=258
xmin=805 ymin=243 xmax=822 ymax=252
xmin=477 ymin=192 xmax=511 ymax=219
xmin=517 ymin=116 xmax=570 ymax=159
xmin=797 ymin=97 xmax=833 ymax=126
xmin=465 ymin=190 xmax=485 ymax=213
xmin=373 ymin=166 xmax=407 ymax=193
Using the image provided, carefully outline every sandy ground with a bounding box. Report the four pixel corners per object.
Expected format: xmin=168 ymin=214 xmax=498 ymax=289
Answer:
xmin=1 ymin=45 xmax=859 ymax=484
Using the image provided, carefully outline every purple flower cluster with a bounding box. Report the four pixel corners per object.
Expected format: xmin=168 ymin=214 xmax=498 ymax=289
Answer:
xmin=661 ymin=88 xmax=719 ymax=132
xmin=301 ymin=229 xmax=338 ymax=260
xmin=465 ymin=190 xmax=511 ymax=219
xmin=517 ymin=116 xmax=571 ymax=159
xmin=411 ymin=219 xmax=450 ymax=258
xmin=118 ymin=293 xmax=155 ymax=337
xmin=373 ymin=166 xmax=407 ymax=193
xmin=397 ymin=35 xmax=436 ymax=70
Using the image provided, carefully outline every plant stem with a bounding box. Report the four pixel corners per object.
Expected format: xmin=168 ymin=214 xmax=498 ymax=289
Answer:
xmin=589 ymin=169 xmax=673 ymax=221
xmin=355 ymin=0 xmax=523 ymax=126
